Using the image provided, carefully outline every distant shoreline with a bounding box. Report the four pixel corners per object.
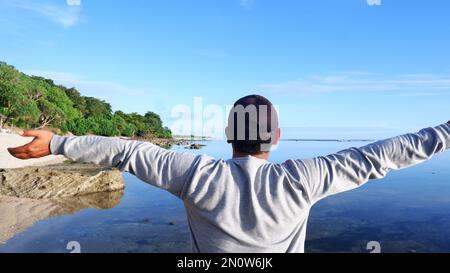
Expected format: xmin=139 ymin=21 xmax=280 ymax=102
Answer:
xmin=174 ymin=137 xmax=375 ymax=143
xmin=281 ymin=139 xmax=375 ymax=142
xmin=173 ymin=135 xmax=214 ymax=141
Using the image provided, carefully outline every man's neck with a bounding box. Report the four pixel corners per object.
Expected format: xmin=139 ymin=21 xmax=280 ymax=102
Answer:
xmin=232 ymin=150 xmax=270 ymax=161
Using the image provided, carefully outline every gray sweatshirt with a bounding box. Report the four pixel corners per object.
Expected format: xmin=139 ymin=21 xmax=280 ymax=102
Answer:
xmin=50 ymin=123 xmax=450 ymax=253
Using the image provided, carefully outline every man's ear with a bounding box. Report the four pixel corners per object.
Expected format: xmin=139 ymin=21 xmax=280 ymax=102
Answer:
xmin=225 ymin=126 xmax=232 ymax=143
xmin=273 ymin=128 xmax=281 ymax=145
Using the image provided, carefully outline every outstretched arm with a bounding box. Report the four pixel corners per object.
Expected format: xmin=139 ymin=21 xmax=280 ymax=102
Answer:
xmin=282 ymin=122 xmax=450 ymax=204
xmin=8 ymin=130 xmax=212 ymax=197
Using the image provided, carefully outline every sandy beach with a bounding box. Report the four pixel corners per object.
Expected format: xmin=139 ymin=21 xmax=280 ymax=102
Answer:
xmin=0 ymin=132 xmax=66 ymax=169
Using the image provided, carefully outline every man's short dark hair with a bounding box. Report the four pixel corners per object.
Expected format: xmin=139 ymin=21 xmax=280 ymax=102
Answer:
xmin=226 ymin=95 xmax=279 ymax=154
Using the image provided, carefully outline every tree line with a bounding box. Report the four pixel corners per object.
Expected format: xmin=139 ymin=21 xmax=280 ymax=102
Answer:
xmin=0 ymin=62 xmax=172 ymax=138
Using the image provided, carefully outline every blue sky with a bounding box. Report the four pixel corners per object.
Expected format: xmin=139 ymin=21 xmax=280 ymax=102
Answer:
xmin=1 ymin=0 xmax=449 ymax=139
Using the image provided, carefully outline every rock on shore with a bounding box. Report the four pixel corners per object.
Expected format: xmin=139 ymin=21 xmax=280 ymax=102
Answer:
xmin=0 ymin=164 xmax=125 ymax=244
xmin=0 ymin=164 xmax=125 ymax=199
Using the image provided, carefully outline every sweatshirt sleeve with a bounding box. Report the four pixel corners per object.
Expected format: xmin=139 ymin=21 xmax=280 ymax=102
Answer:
xmin=50 ymin=135 xmax=211 ymax=197
xmin=282 ymin=123 xmax=450 ymax=204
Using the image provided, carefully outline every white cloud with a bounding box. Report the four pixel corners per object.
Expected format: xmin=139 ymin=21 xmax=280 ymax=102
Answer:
xmin=3 ymin=0 xmax=82 ymax=27
xmin=66 ymin=0 xmax=81 ymax=6
xmin=367 ymin=0 xmax=381 ymax=6
xmin=23 ymin=70 xmax=147 ymax=97
xmin=23 ymin=69 xmax=175 ymax=120
xmin=259 ymin=72 xmax=450 ymax=96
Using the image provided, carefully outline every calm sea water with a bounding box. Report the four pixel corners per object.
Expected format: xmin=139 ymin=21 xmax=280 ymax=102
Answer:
xmin=1 ymin=140 xmax=450 ymax=253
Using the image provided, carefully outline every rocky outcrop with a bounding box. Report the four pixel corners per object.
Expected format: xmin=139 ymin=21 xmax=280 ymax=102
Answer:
xmin=0 ymin=163 xmax=125 ymax=244
xmin=0 ymin=164 xmax=124 ymax=199
xmin=186 ymin=143 xmax=207 ymax=150
xmin=131 ymin=136 xmax=208 ymax=149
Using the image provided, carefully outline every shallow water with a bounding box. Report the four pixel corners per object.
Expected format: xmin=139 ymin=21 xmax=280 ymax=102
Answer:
xmin=1 ymin=140 xmax=450 ymax=253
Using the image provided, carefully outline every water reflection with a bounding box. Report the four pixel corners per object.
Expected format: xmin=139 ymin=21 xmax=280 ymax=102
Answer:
xmin=0 ymin=191 xmax=123 ymax=244
xmin=1 ymin=141 xmax=449 ymax=252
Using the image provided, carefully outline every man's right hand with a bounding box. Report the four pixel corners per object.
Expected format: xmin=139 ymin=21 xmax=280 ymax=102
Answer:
xmin=7 ymin=130 xmax=54 ymax=160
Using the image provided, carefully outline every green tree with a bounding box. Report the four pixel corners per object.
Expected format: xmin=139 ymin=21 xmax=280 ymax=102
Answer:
xmin=64 ymin=87 xmax=86 ymax=114
xmin=84 ymin=97 xmax=112 ymax=118
xmin=0 ymin=64 xmax=40 ymax=127
xmin=0 ymin=61 xmax=172 ymax=139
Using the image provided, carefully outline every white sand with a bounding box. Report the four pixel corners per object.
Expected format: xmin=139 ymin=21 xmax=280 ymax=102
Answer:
xmin=0 ymin=132 xmax=66 ymax=169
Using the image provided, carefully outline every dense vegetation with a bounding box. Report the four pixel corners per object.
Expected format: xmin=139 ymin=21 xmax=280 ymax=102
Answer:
xmin=0 ymin=62 xmax=172 ymax=138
